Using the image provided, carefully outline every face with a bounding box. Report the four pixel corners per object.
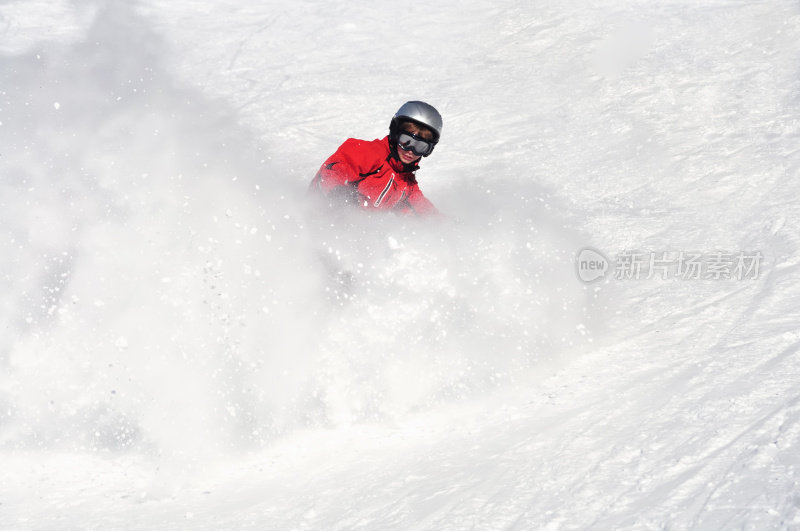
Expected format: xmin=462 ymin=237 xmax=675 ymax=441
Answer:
xmin=396 ymin=122 xmax=434 ymax=165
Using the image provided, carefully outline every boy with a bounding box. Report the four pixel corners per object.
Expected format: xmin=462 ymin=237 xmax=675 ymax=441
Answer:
xmin=309 ymin=101 xmax=442 ymax=216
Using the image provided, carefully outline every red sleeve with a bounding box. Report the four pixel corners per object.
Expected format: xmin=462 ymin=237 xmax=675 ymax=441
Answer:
xmin=309 ymin=139 xmax=378 ymax=195
xmin=402 ymin=184 xmax=440 ymax=216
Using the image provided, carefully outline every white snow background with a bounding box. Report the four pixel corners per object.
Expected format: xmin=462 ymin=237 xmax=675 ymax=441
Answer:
xmin=1 ymin=0 xmax=800 ymax=529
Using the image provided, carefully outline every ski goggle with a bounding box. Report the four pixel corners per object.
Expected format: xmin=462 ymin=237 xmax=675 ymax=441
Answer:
xmin=397 ymin=131 xmax=435 ymax=157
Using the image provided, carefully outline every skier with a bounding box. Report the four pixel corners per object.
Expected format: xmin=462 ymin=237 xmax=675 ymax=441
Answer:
xmin=309 ymin=101 xmax=442 ymax=216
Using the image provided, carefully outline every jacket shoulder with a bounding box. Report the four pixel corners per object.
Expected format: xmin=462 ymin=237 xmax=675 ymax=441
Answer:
xmin=338 ymin=137 xmax=390 ymax=156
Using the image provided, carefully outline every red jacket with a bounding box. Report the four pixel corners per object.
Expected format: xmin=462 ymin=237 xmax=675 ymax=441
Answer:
xmin=310 ymin=136 xmax=438 ymax=216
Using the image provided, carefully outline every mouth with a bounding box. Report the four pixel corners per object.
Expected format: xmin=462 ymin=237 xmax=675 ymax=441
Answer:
xmin=398 ymin=149 xmax=419 ymax=163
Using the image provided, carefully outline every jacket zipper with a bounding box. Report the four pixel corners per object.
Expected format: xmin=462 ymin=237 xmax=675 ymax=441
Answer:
xmin=374 ymin=175 xmax=395 ymax=207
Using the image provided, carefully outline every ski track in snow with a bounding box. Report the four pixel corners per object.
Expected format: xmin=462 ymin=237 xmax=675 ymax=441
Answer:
xmin=2 ymin=0 xmax=800 ymax=529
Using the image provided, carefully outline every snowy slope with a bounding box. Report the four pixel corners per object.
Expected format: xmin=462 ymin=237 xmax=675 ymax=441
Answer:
xmin=2 ymin=0 xmax=800 ymax=529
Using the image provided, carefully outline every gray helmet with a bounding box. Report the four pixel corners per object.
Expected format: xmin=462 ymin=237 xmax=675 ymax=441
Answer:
xmin=390 ymin=101 xmax=443 ymax=148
